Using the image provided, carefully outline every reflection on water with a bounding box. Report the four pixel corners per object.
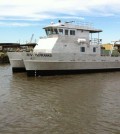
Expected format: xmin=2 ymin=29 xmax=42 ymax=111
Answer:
xmin=0 ymin=64 xmax=120 ymax=134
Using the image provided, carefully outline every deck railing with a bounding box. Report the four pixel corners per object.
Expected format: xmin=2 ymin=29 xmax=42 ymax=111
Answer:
xmin=90 ymin=38 xmax=102 ymax=45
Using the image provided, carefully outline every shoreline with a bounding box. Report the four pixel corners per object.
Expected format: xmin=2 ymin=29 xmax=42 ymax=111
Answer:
xmin=0 ymin=52 xmax=9 ymax=64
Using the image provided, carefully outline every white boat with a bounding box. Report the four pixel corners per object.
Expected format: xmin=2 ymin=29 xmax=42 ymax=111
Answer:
xmin=23 ymin=20 xmax=120 ymax=76
xmin=7 ymin=43 xmax=36 ymax=72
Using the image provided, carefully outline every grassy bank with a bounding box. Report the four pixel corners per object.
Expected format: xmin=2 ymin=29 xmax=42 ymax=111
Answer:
xmin=0 ymin=52 xmax=9 ymax=64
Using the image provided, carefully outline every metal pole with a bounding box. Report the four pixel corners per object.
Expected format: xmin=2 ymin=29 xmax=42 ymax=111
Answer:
xmin=98 ymin=32 xmax=99 ymax=45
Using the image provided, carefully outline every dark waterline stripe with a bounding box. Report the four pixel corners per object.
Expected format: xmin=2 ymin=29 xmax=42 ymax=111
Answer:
xmin=26 ymin=68 xmax=120 ymax=76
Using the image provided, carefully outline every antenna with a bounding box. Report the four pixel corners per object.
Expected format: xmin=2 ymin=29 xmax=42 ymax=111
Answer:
xmin=65 ymin=21 xmax=75 ymax=23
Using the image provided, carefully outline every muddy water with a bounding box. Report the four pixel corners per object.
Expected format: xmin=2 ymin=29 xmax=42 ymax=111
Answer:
xmin=0 ymin=64 xmax=120 ymax=134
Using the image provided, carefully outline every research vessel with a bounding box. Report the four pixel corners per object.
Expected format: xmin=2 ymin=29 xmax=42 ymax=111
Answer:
xmin=22 ymin=20 xmax=120 ymax=76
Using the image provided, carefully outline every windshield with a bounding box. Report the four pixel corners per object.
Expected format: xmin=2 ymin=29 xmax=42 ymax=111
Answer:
xmin=45 ymin=28 xmax=58 ymax=36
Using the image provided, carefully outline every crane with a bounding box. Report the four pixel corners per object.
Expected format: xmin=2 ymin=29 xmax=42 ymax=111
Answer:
xmin=29 ymin=34 xmax=34 ymax=43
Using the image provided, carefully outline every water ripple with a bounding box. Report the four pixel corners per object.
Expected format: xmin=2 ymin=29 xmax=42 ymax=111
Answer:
xmin=0 ymin=65 xmax=120 ymax=134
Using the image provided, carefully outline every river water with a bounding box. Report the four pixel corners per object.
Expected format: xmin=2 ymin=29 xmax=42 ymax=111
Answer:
xmin=0 ymin=64 xmax=120 ymax=134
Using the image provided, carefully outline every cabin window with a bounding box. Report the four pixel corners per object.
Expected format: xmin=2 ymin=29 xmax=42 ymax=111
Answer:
xmin=81 ymin=47 xmax=85 ymax=52
xmin=65 ymin=30 xmax=68 ymax=35
xmin=70 ymin=30 xmax=75 ymax=35
xmin=53 ymin=29 xmax=58 ymax=34
xmin=59 ymin=29 xmax=63 ymax=35
xmin=93 ymin=47 xmax=96 ymax=52
xmin=45 ymin=28 xmax=58 ymax=35
xmin=45 ymin=28 xmax=53 ymax=35
xmin=45 ymin=29 xmax=50 ymax=35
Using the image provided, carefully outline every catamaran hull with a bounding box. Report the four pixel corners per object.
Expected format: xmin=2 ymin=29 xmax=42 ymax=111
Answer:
xmin=7 ymin=52 xmax=25 ymax=72
xmin=9 ymin=59 xmax=25 ymax=72
xmin=24 ymin=60 xmax=120 ymax=76
xmin=26 ymin=68 xmax=120 ymax=76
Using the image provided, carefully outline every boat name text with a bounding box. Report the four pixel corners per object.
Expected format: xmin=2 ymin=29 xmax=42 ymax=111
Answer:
xmin=27 ymin=53 xmax=52 ymax=57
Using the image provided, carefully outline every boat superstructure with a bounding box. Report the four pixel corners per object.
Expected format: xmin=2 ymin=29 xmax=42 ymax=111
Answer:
xmin=23 ymin=20 xmax=120 ymax=76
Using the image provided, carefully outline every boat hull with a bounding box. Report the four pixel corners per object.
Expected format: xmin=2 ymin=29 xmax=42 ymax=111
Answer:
xmin=7 ymin=52 xmax=25 ymax=72
xmin=24 ymin=60 xmax=120 ymax=76
xmin=26 ymin=68 xmax=120 ymax=76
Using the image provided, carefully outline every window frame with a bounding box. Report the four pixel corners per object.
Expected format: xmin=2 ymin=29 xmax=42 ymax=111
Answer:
xmin=59 ymin=29 xmax=63 ymax=35
xmin=80 ymin=47 xmax=85 ymax=52
xmin=65 ymin=29 xmax=68 ymax=35
xmin=93 ymin=47 xmax=96 ymax=52
xmin=70 ymin=30 xmax=75 ymax=35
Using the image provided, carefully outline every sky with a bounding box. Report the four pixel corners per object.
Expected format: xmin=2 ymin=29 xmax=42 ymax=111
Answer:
xmin=1 ymin=0 xmax=120 ymax=44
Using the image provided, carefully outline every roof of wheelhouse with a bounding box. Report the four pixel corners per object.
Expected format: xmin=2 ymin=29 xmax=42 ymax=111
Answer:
xmin=43 ymin=20 xmax=103 ymax=33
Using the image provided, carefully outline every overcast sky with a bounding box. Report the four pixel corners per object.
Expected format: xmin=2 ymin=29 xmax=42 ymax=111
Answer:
xmin=1 ymin=0 xmax=120 ymax=43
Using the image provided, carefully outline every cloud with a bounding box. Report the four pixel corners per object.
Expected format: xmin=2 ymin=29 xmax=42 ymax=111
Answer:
xmin=0 ymin=21 xmax=40 ymax=27
xmin=0 ymin=0 xmax=120 ymax=22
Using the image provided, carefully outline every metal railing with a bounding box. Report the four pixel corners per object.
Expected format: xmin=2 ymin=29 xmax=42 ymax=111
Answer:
xmin=90 ymin=38 xmax=102 ymax=45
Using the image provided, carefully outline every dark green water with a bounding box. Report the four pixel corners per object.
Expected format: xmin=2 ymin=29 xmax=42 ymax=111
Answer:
xmin=0 ymin=64 xmax=120 ymax=134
